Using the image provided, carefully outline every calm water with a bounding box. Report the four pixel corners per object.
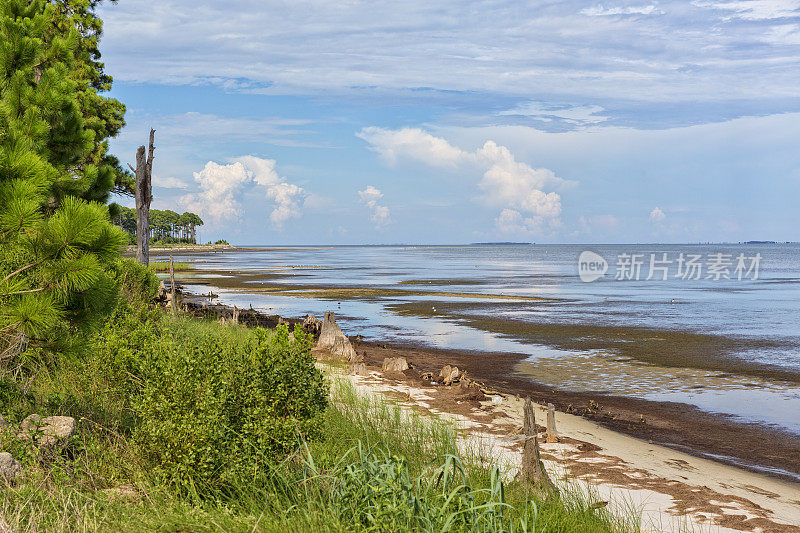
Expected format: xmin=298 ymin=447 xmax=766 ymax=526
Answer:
xmin=167 ymin=244 xmax=800 ymax=436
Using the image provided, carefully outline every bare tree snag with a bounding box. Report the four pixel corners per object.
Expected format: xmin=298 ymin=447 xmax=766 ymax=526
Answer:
xmin=546 ymin=403 xmax=560 ymax=443
xmin=169 ymin=254 xmax=176 ymax=315
xmin=134 ymin=129 xmax=155 ymax=265
xmin=522 ymin=397 xmax=557 ymax=493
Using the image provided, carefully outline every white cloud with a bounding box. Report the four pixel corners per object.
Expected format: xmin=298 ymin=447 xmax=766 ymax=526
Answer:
xmin=495 ymin=209 xmax=524 ymax=233
xmin=581 ymin=4 xmax=665 ymax=16
xmin=179 ymin=156 xmax=306 ymax=228
xmin=357 ymin=127 xmax=466 ymax=167
xmin=358 ymin=185 xmax=392 ymax=227
xmin=153 ymin=175 xmax=189 ymax=189
xmin=694 ymin=0 xmax=800 ymax=20
xmin=180 ymin=161 xmax=251 ymax=222
xmin=499 ymin=103 xmax=608 ymax=125
xmin=98 ymin=0 xmax=800 ymax=105
xmin=359 ymin=128 xmax=570 ymax=232
xmin=649 ymin=206 xmax=667 ymax=222
xmin=765 ymin=23 xmax=800 ymax=44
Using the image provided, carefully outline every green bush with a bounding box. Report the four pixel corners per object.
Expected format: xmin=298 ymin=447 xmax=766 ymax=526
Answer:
xmin=113 ymin=257 xmax=160 ymax=302
xmin=131 ymin=323 xmax=328 ymax=493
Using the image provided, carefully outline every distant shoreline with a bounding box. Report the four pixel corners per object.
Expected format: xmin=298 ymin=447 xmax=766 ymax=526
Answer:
xmin=123 ymin=244 xmax=245 ymax=255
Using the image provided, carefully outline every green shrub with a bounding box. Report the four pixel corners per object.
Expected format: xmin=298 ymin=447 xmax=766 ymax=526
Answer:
xmin=113 ymin=257 xmax=160 ymax=302
xmin=132 ymin=323 xmax=328 ymax=493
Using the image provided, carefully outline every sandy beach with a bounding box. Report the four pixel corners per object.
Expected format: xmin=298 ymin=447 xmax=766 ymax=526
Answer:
xmin=317 ymin=357 xmax=800 ymax=532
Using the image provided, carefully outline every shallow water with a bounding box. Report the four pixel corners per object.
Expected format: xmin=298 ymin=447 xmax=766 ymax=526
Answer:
xmin=166 ymin=244 xmax=800 ymax=435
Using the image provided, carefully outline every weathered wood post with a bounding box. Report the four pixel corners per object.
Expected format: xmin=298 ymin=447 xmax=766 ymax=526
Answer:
xmin=134 ymin=129 xmax=155 ymax=265
xmin=522 ymin=397 xmax=557 ymax=493
xmin=232 ymin=305 xmax=240 ymax=324
xmin=546 ymin=403 xmax=560 ymax=443
xmin=169 ymin=254 xmax=176 ymax=315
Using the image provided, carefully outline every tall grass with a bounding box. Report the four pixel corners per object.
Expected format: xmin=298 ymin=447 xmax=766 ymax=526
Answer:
xmin=148 ymin=261 xmax=192 ymax=273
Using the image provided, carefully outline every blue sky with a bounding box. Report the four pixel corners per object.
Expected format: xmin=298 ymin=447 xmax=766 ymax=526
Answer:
xmin=99 ymin=0 xmax=800 ymax=244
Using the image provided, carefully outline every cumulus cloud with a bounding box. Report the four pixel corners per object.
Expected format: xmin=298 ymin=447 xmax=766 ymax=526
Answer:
xmin=179 ymin=156 xmax=305 ymax=228
xmin=180 ymin=161 xmax=251 ymax=222
xmin=358 ymin=127 xmax=570 ymax=232
xmin=581 ymin=4 xmax=665 ymax=16
xmin=495 ymin=209 xmax=536 ymax=233
xmin=649 ymin=206 xmax=667 ymax=223
xmin=358 ymin=185 xmax=392 ymax=227
xmin=356 ymin=128 xmax=466 ymax=167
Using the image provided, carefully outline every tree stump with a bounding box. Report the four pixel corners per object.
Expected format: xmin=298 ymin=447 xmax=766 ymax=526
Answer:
xmin=317 ymin=311 xmax=344 ymax=349
xmin=546 ymin=403 xmax=560 ymax=443
xmin=521 ymin=397 xmax=558 ymax=493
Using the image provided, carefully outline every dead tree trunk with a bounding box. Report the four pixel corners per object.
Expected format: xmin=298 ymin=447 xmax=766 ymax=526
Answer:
xmin=169 ymin=254 xmax=176 ymax=315
xmin=522 ymin=397 xmax=557 ymax=493
xmin=134 ymin=129 xmax=155 ymax=265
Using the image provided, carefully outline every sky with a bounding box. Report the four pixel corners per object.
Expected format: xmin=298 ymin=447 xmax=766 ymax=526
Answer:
xmin=99 ymin=0 xmax=800 ymax=244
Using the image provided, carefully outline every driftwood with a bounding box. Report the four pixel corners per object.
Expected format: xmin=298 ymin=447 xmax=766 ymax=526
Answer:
xmin=133 ymin=129 xmax=155 ymax=265
xmin=522 ymin=397 xmax=557 ymax=493
xmin=546 ymin=403 xmax=560 ymax=443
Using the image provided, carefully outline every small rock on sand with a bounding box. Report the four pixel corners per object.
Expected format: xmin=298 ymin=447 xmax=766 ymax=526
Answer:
xmin=382 ymin=357 xmax=409 ymax=373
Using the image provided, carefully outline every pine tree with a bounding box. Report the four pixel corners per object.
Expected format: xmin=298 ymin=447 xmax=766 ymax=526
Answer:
xmin=0 ymin=0 xmax=126 ymax=360
xmin=44 ymin=0 xmax=129 ymax=206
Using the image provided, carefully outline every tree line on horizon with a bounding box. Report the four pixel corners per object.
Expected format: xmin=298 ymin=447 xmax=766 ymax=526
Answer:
xmin=113 ymin=207 xmax=204 ymax=244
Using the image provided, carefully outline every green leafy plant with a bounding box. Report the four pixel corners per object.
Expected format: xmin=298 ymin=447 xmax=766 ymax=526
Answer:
xmin=130 ymin=323 xmax=328 ymax=493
